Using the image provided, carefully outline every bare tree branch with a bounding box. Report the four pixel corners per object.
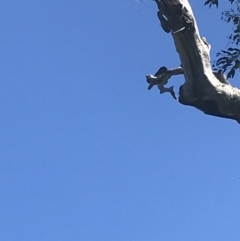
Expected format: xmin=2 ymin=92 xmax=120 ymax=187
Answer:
xmin=147 ymin=0 xmax=240 ymax=123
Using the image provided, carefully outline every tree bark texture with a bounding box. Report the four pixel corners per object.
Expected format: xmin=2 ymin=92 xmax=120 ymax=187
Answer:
xmin=147 ymin=0 xmax=240 ymax=123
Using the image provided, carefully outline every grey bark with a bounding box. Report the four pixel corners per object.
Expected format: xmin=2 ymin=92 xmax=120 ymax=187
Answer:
xmin=146 ymin=0 xmax=240 ymax=123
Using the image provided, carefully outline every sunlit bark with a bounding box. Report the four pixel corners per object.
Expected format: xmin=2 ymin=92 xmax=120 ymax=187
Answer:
xmin=147 ymin=0 xmax=240 ymax=123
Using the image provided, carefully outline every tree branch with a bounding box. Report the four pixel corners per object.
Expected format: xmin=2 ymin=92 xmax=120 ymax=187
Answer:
xmin=147 ymin=0 xmax=240 ymax=123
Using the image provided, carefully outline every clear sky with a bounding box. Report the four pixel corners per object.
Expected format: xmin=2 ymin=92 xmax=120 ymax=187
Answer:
xmin=0 ymin=1 xmax=240 ymax=240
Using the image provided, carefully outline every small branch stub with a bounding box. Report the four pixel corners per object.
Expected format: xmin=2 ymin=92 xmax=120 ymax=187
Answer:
xmin=146 ymin=66 xmax=184 ymax=100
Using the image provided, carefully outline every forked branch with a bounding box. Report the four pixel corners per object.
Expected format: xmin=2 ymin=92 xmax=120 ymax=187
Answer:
xmin=147 ymin=0 xmax=240 ymax=123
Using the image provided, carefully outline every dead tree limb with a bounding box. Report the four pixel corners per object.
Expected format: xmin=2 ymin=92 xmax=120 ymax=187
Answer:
xmin=147 ymin=0 xmax=240 ymax=123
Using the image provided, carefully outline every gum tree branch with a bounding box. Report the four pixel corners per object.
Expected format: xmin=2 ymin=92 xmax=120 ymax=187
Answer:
xmin=147 ymin=0 xmax=240 ymax=123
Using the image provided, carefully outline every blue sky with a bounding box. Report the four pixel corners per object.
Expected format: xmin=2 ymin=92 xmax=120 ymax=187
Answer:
xmin=0 ymin=1 xmax=240 ymax=240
